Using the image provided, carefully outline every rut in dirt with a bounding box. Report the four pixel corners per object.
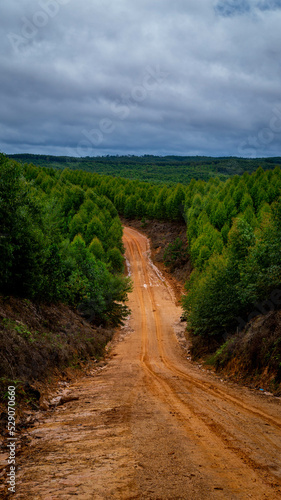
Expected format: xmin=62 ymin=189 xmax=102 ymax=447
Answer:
xmin=6 ymin=226 xmax=281 ymax=500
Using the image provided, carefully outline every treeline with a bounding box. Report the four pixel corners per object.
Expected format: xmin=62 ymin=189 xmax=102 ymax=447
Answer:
xmin=23 ymin=166 xmax=187 ymax=221
xmin=0 ymin=154 xmax=131 ymax=326
xmin=8 ymin=153 xmax=281 ymax=184
xmin=182 ymin=167 xmax=281 ymax=349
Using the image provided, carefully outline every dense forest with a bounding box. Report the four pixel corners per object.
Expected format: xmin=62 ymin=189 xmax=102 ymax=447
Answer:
xmin=1 ymin=153 xmax=281 ymax=383
xmin=183 ymin=168 xmax=281 ymax=344
xmin=8 ymin=153 xmax=281 ymax=185
xmin=0 ymin=154 xmax=131 ymax=327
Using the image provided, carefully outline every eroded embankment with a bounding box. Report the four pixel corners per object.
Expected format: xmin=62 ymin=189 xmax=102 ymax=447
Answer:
xmin=0 ymin=296 xmax=114 ymax=413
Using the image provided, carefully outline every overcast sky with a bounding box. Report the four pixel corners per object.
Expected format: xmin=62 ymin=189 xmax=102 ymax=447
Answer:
xmin=1 ymin=0 xmax=281 ymax=158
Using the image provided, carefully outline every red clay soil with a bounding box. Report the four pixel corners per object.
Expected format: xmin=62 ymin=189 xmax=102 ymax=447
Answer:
xmin=122 ymin=218 xmax=191 ymax=302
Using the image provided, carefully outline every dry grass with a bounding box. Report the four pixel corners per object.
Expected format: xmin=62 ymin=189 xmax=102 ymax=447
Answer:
xmin=206 ymin=311 xmax=281 ymax=395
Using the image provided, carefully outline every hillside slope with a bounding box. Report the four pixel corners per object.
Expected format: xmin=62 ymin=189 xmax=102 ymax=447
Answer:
xmin=0 ymin=295 xmax=114 ymax=413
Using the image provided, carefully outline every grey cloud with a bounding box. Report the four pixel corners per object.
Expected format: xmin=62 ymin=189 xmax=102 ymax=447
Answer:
xmin=215 ymin=0 xmax=281 ymax=17
xmin=215 ymin=1 xmax=251 ymax=17
xmin=257 ymin=0 xmax=281 ymax=10
xmin=1 ymin=0 xmax=281 ymax=158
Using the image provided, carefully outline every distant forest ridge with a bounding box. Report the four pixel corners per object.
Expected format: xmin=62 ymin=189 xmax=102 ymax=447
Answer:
xmin=7 ymin=154 xmax=281 ymax=184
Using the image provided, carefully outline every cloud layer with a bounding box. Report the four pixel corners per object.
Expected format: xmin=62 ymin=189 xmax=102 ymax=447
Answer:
xmin=1 ymin=0 xmax=281 ymax=158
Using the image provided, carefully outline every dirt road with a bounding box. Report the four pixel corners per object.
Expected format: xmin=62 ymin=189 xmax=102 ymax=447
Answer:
xmin=12 ymin=227 xmax=281 ymax=499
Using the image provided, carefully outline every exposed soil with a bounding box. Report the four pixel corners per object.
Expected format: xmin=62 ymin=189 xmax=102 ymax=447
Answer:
xmin=2 ymin=227 xmax=281 ymax=499
xmin=0 ymin=297 xmax=114 ymax=421
xmin=122 ymin=218 xmax=191 ymax=303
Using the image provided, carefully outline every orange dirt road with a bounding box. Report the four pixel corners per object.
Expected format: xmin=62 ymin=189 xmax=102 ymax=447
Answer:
xmin=13 ymin=227 xmax=281 ymax=499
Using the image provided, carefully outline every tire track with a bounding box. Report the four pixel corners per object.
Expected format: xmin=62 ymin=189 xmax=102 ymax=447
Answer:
xmin=124 ymin=226 xmax=281 ymax=496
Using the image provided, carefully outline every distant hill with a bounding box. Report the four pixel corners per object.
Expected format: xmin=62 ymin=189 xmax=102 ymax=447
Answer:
xmin=7 ymin=154 xmax=281 ymax=184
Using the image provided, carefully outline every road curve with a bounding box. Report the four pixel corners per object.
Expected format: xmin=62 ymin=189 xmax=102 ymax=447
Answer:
xmin=12 ymin=227 xmax=281 ymax=499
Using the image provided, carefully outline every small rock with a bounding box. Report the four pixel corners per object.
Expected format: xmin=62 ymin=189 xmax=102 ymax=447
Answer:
xmin=60 ymin=395 xmax=79 ymax=405
xmin=40 ymin=399 xmax=49 ymax=411
xmin=49 ymin=396 xmax=62 ymax=407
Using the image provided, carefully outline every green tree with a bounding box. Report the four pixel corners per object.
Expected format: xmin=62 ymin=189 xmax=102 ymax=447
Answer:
xmin=0 ymin=155 xmax=47 ymax=297
xmin=106 ymin=218 xmax=123 ymax=251
xmin=212 ymin=201 xmax=227 ymax=230
xmin=124 ymin=195 xmax=138 ymax=218
xmin=89 ymin=237 xmax=105 ymax=261
xmin=85 ymin=216 xmax=105 ymax=246
xmin=166 ymin=184 xmax=185 ymax=220
xmin=182 ymin=254 xmax=240 ymax=337
xmin=227 ymin=218 xmax=255 ymax=261
xmin=69 ymin=213 xmax=84 ymax=241
xmin=107 ymin=247 xmax=124 ymax=273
